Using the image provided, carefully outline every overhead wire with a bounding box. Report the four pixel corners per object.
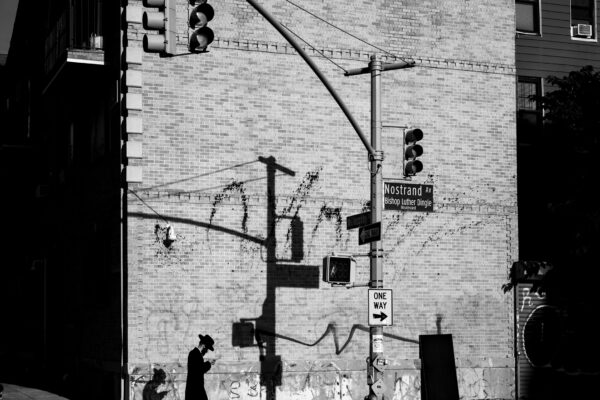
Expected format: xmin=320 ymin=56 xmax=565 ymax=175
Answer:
xmin=129 ymin=189 xmax=170 ymax=224
xmin=279 ymin=22 xmax=348 ymax=73
xmin=283 ymin=0 xmax=414 ymax=64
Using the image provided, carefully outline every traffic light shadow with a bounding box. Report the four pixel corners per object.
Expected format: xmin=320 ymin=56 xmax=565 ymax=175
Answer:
xmin=254 ymin=155 xmax=321 ymax=397
xmin=275 ymin=215 xmax=304 ymax=262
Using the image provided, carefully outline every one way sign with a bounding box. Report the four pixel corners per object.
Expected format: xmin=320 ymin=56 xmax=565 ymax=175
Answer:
xmin=368 ymin=289 xmax=393 ymax=326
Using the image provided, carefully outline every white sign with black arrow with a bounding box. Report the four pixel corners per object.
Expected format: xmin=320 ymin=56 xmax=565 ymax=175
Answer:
xmin=368 ymin=289 xmax=393 ymax=326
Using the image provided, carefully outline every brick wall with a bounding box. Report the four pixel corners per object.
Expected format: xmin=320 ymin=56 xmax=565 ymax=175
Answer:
xmin=123 ymin=1 xmax=517 ymax=399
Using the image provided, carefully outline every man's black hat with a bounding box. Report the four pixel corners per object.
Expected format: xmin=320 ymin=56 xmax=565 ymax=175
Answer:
xmin=198 ymin=334 xmax=215 ymax=351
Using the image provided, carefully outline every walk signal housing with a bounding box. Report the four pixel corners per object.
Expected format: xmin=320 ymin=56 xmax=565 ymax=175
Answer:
xmin=323 ymin=255 xmax=356 ymax=285
xmin=403 ymin=128 xmax=424 ymax=177
xmin=143 ymin=0 xmax=177 ymax=55
xmin=189 ymin=1 xmax=215 ymax=52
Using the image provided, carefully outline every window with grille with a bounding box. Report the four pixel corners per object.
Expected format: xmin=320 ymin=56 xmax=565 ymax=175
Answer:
xmin=517 ymin=77 xmax=542 ymax=145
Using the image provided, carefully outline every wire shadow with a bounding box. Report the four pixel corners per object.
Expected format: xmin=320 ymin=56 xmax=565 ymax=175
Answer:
xmin=233 ymin=321 xmax=419 ymax=355
xmin=129 ymin=212 xmax=266 ymax=245
xmin=134 ymin=160 xmax=261 ymax=192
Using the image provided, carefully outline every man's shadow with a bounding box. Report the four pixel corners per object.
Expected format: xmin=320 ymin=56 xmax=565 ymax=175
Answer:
xmin=142 ymin=368 xmax=169 ymax=400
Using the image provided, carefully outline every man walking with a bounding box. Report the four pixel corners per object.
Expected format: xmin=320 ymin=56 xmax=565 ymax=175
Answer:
xmin=185 ymin=334 xmax=215 ymax=400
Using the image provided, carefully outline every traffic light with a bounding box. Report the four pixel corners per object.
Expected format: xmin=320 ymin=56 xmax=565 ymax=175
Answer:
xmin=188 ymin=1 xmax=215 ymax=52
xmin=403 ymin=128 xmax=424 ymax=177
xmin=322 ymin=255 xmax=356 ymax=285
xmin=142 ymin=0 xmax=177 ymax=55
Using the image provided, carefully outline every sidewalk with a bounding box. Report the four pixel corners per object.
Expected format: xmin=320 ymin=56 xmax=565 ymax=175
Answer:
xmin=1 ymin=383 xmax=69 ymax=400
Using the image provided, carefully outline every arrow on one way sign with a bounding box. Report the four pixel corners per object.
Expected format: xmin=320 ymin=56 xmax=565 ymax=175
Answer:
xmin=372 ymin=312 xmax=388 ymax=321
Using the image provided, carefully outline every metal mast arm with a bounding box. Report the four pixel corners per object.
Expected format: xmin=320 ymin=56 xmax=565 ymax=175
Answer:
xmin=246 ymin=0 xmax=375 ymax=156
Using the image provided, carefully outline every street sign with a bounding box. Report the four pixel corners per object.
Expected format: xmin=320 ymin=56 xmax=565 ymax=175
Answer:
xmin=358 ymin=222 xmax=381 ymax=245
xmin=347 ymin=211 xmax=371 ymax=230
xmin=384 ymin=182 xmax=433 ymax=212
xmin=368 ymin=289 xmax=392 ymax=326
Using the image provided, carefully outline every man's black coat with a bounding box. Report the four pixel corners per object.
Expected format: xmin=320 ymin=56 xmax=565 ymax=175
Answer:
xmin=185 ymin=347 xmax=212 ymax=400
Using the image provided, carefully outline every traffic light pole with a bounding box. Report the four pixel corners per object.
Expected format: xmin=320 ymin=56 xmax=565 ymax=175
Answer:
xmin=245 ymin=2 xmax=415 ymax=399
xmin=348 ymin=55 xmax=414 ymax=400
xmin=369 ymin=55 xmax=385 ymax=400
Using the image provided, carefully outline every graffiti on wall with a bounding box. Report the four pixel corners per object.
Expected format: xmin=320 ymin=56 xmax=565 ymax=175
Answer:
xmin=518 ymin=284 xmax=600 ymax=375
xmin=144 ymin=297 xmax=204 ymax=359
xmin=130 ymin=364 xmax=430 ymax=400
xmin=209 ymin=180 xmax=250 ymax=250
xmin=311 ymin=204 xmax=344 ymax=248
xmin=391 ymin=373 xmax=420 ymax=400
xmin=129 ymin=365 xmax=346 ymax=400
xmin=129 ymin=365 xmax=513 ymax=400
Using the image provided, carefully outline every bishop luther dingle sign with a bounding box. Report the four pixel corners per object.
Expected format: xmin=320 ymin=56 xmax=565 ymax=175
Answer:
xmin=384 ymin=182 xmax=434 ymax=212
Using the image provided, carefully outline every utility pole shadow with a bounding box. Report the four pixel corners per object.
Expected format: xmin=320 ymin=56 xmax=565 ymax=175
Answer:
xmin=233 ymin=156 xmax=320 ymax=400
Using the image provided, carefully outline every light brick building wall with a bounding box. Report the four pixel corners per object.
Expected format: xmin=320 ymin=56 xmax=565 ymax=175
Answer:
xmin=123 ymin=1 xmax=517 ymax=399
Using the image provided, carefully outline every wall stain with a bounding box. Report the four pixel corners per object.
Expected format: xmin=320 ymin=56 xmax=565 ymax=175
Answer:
xmin=416 ymin=220 xmax=483 ymax=256
xmin=153 ymin=222 xmax=187 ymax=262
xmin=361 ymin=201 xmax=370 ymax=213
xmin=388 ymin=213 xmax=426 ymax=256
xmin=312 ymin=204 xmax=343 ymax=243
xmin=143 ymin=296 xmax=202 ymax=360
xmin=209 ymin=180 xmax=249 ymax=232
xmin=275 ymin=168 xmax=322 ymax=256
xmin=280 ymin=168 xmax=322 ymax=219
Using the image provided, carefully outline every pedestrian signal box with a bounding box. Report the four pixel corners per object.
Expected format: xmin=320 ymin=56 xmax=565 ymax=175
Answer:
xmin=323 ymin=255 xmax=356 ymax=285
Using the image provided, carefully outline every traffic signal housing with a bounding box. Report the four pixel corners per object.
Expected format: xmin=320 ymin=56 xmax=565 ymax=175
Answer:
xmin=403 ymin=128 xmax=424 ymax=177
xmin=323 ymin=255 xmax=356 ymax=285
xmin=189 ymin=1 xmax=215 ymax=52
xmin=142 ymin=0 xmax=177 ymax=55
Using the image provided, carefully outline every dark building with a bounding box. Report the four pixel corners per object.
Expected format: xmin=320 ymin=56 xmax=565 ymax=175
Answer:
xmin=514 ymin=1 xmax=600 ymax=399
xmin=1 ymin=1 xmax=123 ymax=398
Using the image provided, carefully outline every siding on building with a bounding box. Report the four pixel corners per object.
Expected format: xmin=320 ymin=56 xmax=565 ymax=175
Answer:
xmin=516 ymin=0 xmax=600 ymax=79
xmin=123 ymin=1 xmax=518 ymax=399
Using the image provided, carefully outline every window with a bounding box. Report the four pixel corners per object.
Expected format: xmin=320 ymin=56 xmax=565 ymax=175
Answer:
xmin=516 ymin=0 xmax=540 ymax=34
xmin=517 ymin=77 xmax=543 ymax=145
xmin=517 ymin=78 xmax=539 ymax=111
xmin=571 ymin=0 xmax=596 ymax=38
